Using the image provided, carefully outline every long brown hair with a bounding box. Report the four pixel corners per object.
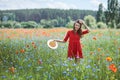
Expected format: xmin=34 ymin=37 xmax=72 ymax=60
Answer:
xmin=73 ymin=20 xmax=83 ymax=38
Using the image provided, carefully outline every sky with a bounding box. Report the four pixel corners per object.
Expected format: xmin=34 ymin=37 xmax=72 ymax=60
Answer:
xmin=0 ymin=0 xmax=108 ymax=10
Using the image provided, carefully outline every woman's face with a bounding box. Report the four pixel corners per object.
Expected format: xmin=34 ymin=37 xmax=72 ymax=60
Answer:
xmin=74 ymin=23 xmax=80 ymax=31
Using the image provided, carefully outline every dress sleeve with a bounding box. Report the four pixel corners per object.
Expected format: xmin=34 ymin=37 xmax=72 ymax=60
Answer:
xmin=82 ymin=30 xmax=89 ymax=35
xmin=63 ymin=31 xmax=69 ymax=42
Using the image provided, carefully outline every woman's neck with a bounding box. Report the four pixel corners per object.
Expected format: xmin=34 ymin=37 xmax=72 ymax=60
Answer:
xmin=74 ymin=30 xmax=77 ymax=33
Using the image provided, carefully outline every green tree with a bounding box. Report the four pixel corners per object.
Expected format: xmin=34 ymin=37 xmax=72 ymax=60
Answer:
xmin=97 ymin=3 xmax=106 ymax=22
xmin=21 ymin=21 xmax=38 ymax=28
xmin=118 ymin=2 xmax=120 ymax=23
xmin=1 ymin=13 xmax=15 ymax=21
xmin=0 ymin=10 xmax=2 ymax=21
xmin=57 ymin=17 xmax=66 ymax=27
xmin=107 ymin=0 xmax=119 ymax=28
xmin=97 ymin=22 xmax=107 ymax=29
xmin=84 ymin=15 xmax=97 ymax=29
xmin=40 ymin=19 xmax=54 ymax=28
xmin=66 ymin=16 xmax=72 ymax=23
xmin=51 ymin=19 xmax=59 ymax=27
xmin=66 ymin=21 xmax=74 ymax=28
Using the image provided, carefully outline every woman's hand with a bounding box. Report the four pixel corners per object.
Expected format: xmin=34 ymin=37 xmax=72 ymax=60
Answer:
xmin=78 ymin=19 xmax=84 ymax=24
xmin=78 ymin=19 xmax=91 ymax=32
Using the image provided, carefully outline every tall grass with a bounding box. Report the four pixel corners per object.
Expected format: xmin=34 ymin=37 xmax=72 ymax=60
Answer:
xmin=0 ymin=28 xmax=120 ymax=80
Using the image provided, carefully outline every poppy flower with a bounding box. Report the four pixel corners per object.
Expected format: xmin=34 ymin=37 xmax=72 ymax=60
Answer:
xmin=109 ymin=64 xmax=117 ymax=73
xmin=20 ymin=49 xmax=25 ymax=53
xmin=32 ymin=42 xmax=35 ymax=45
xmin=9 ymin=66 xmax=15 ymax=74
xmin=106 ymin=57 xmax=112 ymax=62
xmin=97 ymin=48 xmax=101 ymax=52
xmin=112 ymin=67 xmax=117 ymax=73
xmin=93 ymin=37 xmax=97 ymax=40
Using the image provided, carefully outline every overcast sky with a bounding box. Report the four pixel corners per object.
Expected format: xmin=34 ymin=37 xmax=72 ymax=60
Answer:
xmin=0 ymin=0 xmax=108 ymax=10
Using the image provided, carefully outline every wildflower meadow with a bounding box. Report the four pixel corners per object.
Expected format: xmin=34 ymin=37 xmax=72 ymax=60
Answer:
xmin=0 ymin=28 xmax=120 ymax=80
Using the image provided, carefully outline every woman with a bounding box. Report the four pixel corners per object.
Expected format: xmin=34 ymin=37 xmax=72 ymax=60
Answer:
xmin=55 ymin=19 xmax=91 ymax=63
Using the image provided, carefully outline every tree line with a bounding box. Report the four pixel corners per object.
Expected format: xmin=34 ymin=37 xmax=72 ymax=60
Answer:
xmin=0 ymin=9 xmax=96 ymax=22
xmin=0 ymin=9 xmax=97 ymax=28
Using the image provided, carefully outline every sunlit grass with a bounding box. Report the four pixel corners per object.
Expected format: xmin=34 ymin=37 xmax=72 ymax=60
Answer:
xmin=0 ymin=28 xmax=120 ymax=80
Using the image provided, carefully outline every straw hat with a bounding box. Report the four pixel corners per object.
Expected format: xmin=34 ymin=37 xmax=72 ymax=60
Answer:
xmin=47 ymin=39 xmax=58 ymax=49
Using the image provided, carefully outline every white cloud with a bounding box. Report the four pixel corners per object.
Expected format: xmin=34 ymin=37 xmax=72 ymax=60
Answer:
xmin=90 ymin=0 xmax=107 ymax=10
xmin=0 ymin=0 xmax=43 ymax=10
xmin=0 ymin=0 xmax=58 ymax=10
xmin=0 ymin=0 xmax=107 ymax=10
xmin=47 ymin=1 xmax=77 ymax=9
xmin=0 ymin=0 xmax=9 ymax=1
xmin=90 ymin=0 xmax=101 ymax=6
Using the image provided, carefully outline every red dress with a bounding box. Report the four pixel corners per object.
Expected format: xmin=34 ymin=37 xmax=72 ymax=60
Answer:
xmin=64 ymin=30 xmax=89 ymax=58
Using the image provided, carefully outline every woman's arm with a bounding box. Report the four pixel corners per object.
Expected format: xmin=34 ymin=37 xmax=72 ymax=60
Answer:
xmin=54 ymin=30 xmax=69 ymax=43
xmin=83 ymin=22 xmax=91 ymax=32
xmin=54 ymin=39 xmax=66 ymax=43
xmin=78 ymin=19 xmax=91 ymax=32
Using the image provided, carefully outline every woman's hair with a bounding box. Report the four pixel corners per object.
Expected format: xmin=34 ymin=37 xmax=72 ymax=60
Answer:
xmin=73 ymin=19 xmax=83 ymax=38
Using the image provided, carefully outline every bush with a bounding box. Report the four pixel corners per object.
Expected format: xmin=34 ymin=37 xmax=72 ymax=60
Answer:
xmin=0 ymin=21 xmax=12 ymax=28
xmin=117 ymin=23 xmax=120 ymax=29
xmin=0 ymin=21 xmax=17 ymax=28
xmin=97 ymin=22 xmax=107 ymax=29
xmin=40 ymin=19 xmax=54 ymax=28
xmin=66 ymin=21 xmax=74 ymax=28
xmin=21 ymin=21 xmax=38 ymax=28
xmin=14 ymin=22 xmax=22 ymax=28
xmin=84 ymin=15 xmax=97 ymax=29
xmin=0 ymin=21 xmax=2 ymax=28
xmin=108 ymin=20 xmax=117 ymax=28
xmin=37 ymin=24 xmax=43 ymax=28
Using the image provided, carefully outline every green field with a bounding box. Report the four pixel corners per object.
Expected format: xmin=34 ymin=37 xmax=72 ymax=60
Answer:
xmin=0 ymin=28 xmax=120 ymax=80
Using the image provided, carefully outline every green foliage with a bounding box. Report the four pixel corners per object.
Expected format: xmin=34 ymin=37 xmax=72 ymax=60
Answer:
xmin=14 ymin=22 xmax=22 ymax=28
xmin=108 ymin=22 xmax=112 ymax=28
xmin=66 ymin=21 xmax=74 ymax=28
xmin=1 ymin=13 xmax=15 ymax=21
xmin=66 ymin=16 xmax=72 ymax=23
xmin=40 ymin=19 xmax=54 ymax=28
xmin=108 ymin=20 xmax=117 ymax=28
xmin=21 ymin=21 xmax=38 ymax=28
xmin=107 ymin=0 xmax=119 ymax=24
xmin=0 ymin=21 xmax=16 ymax=28
xmin=40 ymin=18 xmax=67 ymax=28
xmin=116 ymin=23 xmax=120 ymax=29
xmin=0 ymin=9 xmax=97 ymax=24
xmin=0 ymin=9 xmax=98 ymax=28
xmin=0 ymin=22 xmax=12 ymax=28
xmin=57 ymin=17 xmax=66 ymax=27
xmin=97 ymin=22 xmax=107 ymax=29
xmin=97 ymin=3 xmax=106 ymax=22
xmin=0 ymin=21 xmax=2 ymax=28
xmin=37 ymin=24 xmax=43 ymax=28
xmin=51 ymin=19 xmax=59 ymax=27
xmin=84 ymin=15 xmax=97 ymax=29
